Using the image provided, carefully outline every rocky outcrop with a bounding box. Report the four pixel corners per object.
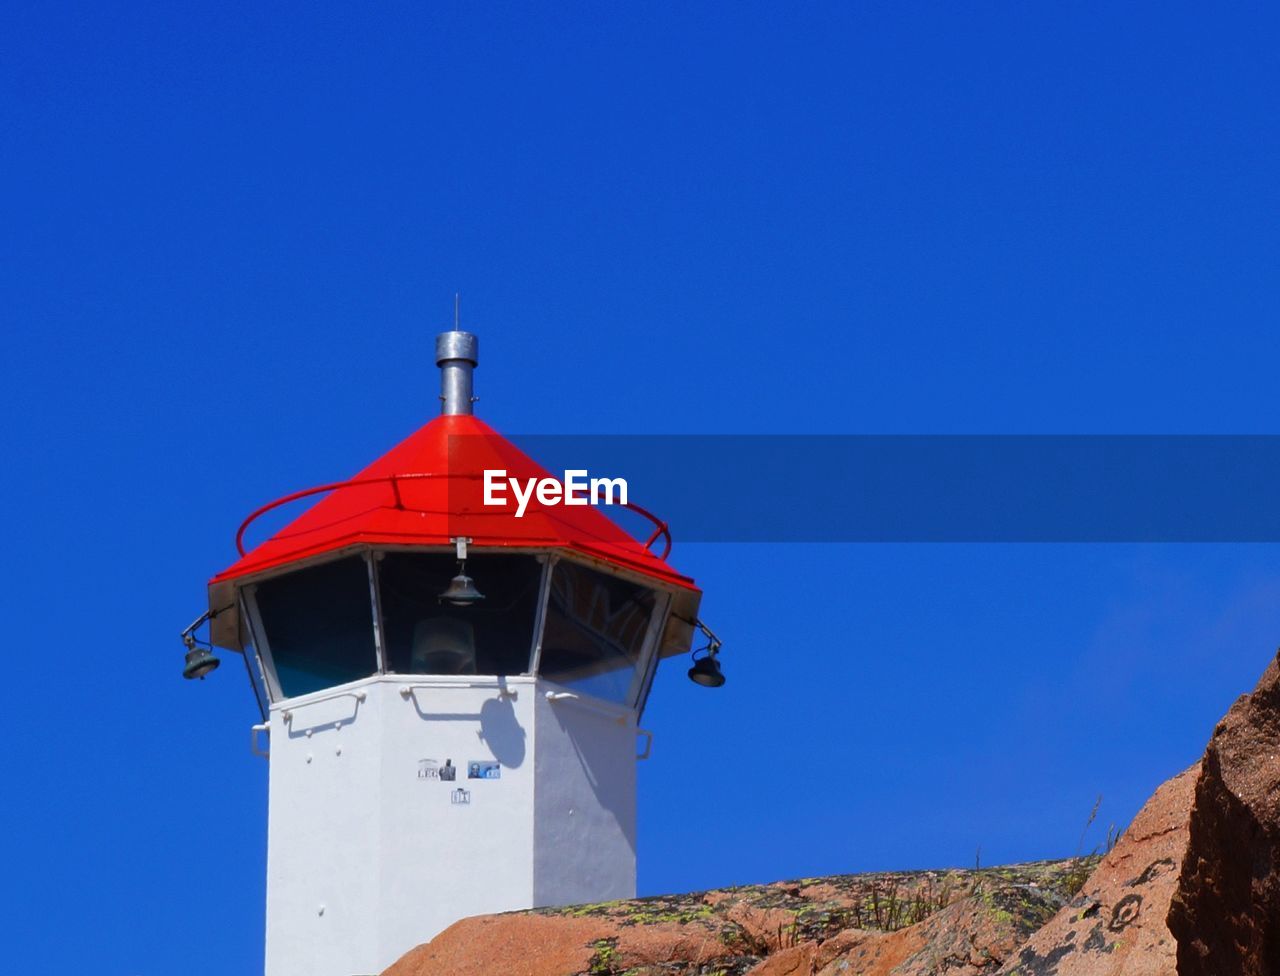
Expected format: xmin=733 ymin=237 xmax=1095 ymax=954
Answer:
xmin=1168 ymin=652 xmax=1280 ymax=976
xmin=383 ymin=649 xmax=1280 ymax=976
xmin=810 ymin=881 xmax=1064 ymax=976
xmin=383 ymin=861 xmax=1085 ymax=976
xmin=997 ymin=765 xmax=1196 ymax=976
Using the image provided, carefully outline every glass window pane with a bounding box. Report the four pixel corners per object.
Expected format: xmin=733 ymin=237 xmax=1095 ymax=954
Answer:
xmin=378 ymin=553 xmax=540 ymax=676
xmin=539 ymin=561 xmax=656 ymax=705
xmin=254 ymin=556 xmax=377 ymax=698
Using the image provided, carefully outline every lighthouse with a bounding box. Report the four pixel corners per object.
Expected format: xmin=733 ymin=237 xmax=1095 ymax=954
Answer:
xmin=183 ymin=326 xmax=724 ymax=976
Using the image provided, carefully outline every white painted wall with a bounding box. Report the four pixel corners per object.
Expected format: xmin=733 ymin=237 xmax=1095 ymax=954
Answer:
xmin=533 ymin=689 xmax=637 ymax=907
xmin=265 ymin=681 xmax=384 ymax=976
xmin=263 ymin=673 xmax=641 ymax=976
xmin=373 ymin=677 xmax=536 ymax=964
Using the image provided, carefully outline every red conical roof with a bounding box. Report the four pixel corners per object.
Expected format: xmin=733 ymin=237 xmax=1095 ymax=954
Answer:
xmin=210 ymin=413 xmax=696 ymax=591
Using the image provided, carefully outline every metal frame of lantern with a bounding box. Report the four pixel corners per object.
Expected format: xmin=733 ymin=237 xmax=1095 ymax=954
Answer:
xmin=230 ymin=544 xmax=679 ymax=714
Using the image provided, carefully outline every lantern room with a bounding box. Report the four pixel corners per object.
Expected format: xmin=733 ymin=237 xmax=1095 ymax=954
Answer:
xmin=222 ymin=542 xmax=691 ymax=710
xmin=185 ymin=326 xmax=723 ymax=976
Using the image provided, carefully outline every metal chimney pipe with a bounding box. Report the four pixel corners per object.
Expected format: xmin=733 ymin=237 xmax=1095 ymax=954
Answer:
xmin=435 ymin=330 xmax=479 ymax=415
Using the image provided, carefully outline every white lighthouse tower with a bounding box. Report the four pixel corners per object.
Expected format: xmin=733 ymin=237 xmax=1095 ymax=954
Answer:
xmin=183 ymin=327 xmax=723 ymax=976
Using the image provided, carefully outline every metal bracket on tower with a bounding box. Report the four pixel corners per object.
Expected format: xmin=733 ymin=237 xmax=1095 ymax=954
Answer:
xmin=251 ymin=723 xmax=270 ymax=760
xmin=635 ymin=729 xmax=654 ymax=760
xmin=545 ymin=690 xmax=632 ymax=725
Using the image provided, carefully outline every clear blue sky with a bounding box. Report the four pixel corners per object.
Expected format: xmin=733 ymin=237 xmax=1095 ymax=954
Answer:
xmin=3 ymin=3 xmax=1279 ymax=973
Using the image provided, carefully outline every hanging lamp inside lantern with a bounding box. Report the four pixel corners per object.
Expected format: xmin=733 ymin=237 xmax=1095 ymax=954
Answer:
xmin=440 ymin=536 xmax=485 ymax=606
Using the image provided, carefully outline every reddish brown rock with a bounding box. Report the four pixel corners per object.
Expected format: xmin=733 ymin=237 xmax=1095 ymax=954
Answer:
xmin=383 ymin=914 xmax=600 ymax=976
xmin=383 ymin=862 xmax=1083 ymax=976
xmin=804 ymin=881 xmax=1062 ymax=976
xmin=997 ymin=764 xmax=1197 ymax=976
xmin=744 ymin=940 xmax=824 ymax=976
xmin=1168 ymin=651 xmax=1280 ymax=976
xmin=381 ymin=906 xmax=734 ymax=976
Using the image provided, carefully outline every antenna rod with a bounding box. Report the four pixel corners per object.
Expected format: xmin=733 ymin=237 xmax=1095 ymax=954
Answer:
xmin=436 ymin=304 xmax=479 ymax=415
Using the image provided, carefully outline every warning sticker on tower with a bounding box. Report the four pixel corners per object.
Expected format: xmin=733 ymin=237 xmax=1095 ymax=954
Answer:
xmin=468 ymin=760 xmax=501 ymax=780
xmin=418 ymin=758 xmax=458 ymax=781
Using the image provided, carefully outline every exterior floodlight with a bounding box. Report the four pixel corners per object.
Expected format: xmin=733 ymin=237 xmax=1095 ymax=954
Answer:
xmin=180 ymin=610 xmax=223 ymax=681
xmin=440 ymin=571 xmax=485 ymax=606
xmin=687 ymin=617 xmax=725 ymax=687
xmin=183 ymin=639 xmax=221 ymax=680
xmin=687 ymin=652 xmax=725 ymax=687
